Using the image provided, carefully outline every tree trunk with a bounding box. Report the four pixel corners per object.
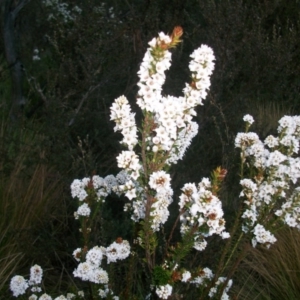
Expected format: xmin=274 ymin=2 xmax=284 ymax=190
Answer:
xmin=2 ymin=0 xmax=30 ymax=120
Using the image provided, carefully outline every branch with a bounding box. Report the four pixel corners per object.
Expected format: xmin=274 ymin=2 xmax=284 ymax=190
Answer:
xmin=24 ymin=69 xmax=48 ymax=106
xmin=68 ymin=82 xmax=105 ymax=127
xmin=11 ymin=0 xmax=31 ymax=21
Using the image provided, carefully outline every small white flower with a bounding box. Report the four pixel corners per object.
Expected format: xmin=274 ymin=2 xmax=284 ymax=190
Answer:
xmin=181 ymin=271 xmax=191 ymax=282
xmin=243 ymin=114 xmax=254 ymax=125
xmin=155 ymin=284 xmax=173 ymax=299
xmin=125 ymin=187 xmax=137 ymax=200
xmin=252 ymin=224 xmax=277 ymax=247
xmin=54 ymin=296 xmax=67 ymax=300
xmin=39 ymin=294 xmax=52 ymax=300
xmin=90 ymin=268 xmax=109 ymax=284
xmin=86 ymin=246 xmax=103 ymax=266
xmin=221 ymin=231 xmax=230 ymax=239
xmin=149 ymin=171 xmax=171 ymax=192
xmin=30 ymin=264 xmax=43 ymax=285
xmin=73 ymin=262 xmax=93 ymax=281
xmin=77 ymin=291 xmax=84 ymax=298
xmin=10 ymin=275 xmax=29 ymax=297
xmin=194 ymin=239 xmax=207 ymax=251
xmin=72 ymin=248 xmax=82 ymax=262
xmin=98 ymin=289 xmax=107 ymax=298
xmin=106 ymin=240 xmax=131 ymax=263
xmin=76 ymin=203 xmax=91 ymax=217
xmin=264 ymin=135 xmax=279 ymax=148
xmin=266 ymin=150 xmax=286 ymax=167
xmin=31 ymin=286 xmax=42 ymax=292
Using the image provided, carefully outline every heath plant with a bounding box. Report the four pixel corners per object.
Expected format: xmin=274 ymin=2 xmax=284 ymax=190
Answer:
xmin=10 ymin=27 xmax=300 ymax=300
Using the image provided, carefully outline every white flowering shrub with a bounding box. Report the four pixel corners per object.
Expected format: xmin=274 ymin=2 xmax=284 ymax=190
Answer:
xmin=236 ymin=115 xmax=300 ymax=248
xmin=10 ymin=27 xmax=300 ymax=300
xmin=43 ymin=0 xmax=82 ymax=23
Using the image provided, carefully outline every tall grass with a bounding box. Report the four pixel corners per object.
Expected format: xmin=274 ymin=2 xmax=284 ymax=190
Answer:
xmin=233 ymin=228 xmax=300 ymax=299
xmin=0 ymin=117 xmax=68 ymax=297
xmin=248 ymin=100 xmax=294 ymax=137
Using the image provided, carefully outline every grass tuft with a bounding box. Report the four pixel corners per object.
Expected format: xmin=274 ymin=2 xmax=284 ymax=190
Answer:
xmin=233 ymin=227 xmax=300 ymax=300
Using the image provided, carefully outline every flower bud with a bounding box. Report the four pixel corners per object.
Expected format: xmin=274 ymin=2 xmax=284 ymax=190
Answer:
xmin=172 ymin=26 xmax=183 ymax=39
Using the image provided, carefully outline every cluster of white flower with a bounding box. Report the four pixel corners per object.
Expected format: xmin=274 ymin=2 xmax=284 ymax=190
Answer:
xmin=118 ymin=179 xmax=136 ymax=200
xmin=235 ymin=132 xmax=262 ymax=162
xmin=116 ymin=150 xmax=141 ymax=181
xmin=167 ymin=45 xmax=214 ymax=164
xmin=148 ymin=171 xmax=173 ymax=231
xmin=75 ymin=202 xmax=91 ymax=219
xmin=155 ymin=284 xmax=173 ymax=299
xmin=181 ymin=270 xmax=192 ymax=282
xmin=110 ymin=95 xmax=138 ymax=151
xmin=208 ymin=277 xmax=233 ymax=300
xmin=278 ymin=115 xmax=300 ymax=137
xmin=113 ymin=150 xmax=145 ymax=222
xmin=251 ymin=224 xmax=277 ymax=248
xmin=110 ymin=30 xmax=215 ymax=172
xmin=275 ymin=187 xmax=300 ymax=228
xmin=133 ymin=34 xmax=215 ymax=165
xmin=236 ymin=115 xmax=300 ymax=247
xmin=70 ymin=178 xmax=89 ymax=200
xmin=28 ymin=293 xmax=78 ymax=300
xmin=179 ymin=179 xmax=229 ymax=251
xmin=115 ymin=151 xmax=145 ymax=220
xmin=73 ymin=262 xmax=109 ymax=284
xmin=98 ymin=285 xmax=119 ymax=299
xmin=43 ymin=0 xmax=81 ymax=23
xmin=36 ymin=294 xmax=51 ymax=300
xmin=71 ymin=171 xmax=130 ymax=218
xmin=29 ymin=264 xmax=43 ymax=291
xmin=190 ymin=267 xmax=214 ymax=286
xmin=21 ymin=173 xmax=132 ymax=299
xmin=71 ymin=171 xmax=129 ymax=202
xmin=10 ymin=265 xmax=80 ymax=299
xmin=93 ymin=3 xmax=106 ymax=14
xmin=106 ymin=239 xmax=131 ymax=264
xmin=10 ymin=265 xmax=44 ymax=297
xmin=152 ymin=96 xmax=189 ymax=152
xmin=243 ymin=114 xmax=254 ymax=125
xmin=33 ymin=48 xmax=41 ymax=61
xmin=166 ymin=121 xmax=199 ymax=165
xmin=11 ymin=208 xmax=130 ymax=297
xmin=125 ymin=195 xmax=146 ymax=222
xmin=184 ymin=45 xmax=215 ymax=105
xmin=73 ymin=240 xmax=130 ymax=282
xmin=179 ymin=267 xmax=231 ymax=299
xmin=240 ymin=178 xmax=258 ymax=229
xmin=136 ymin=33 xmax=172 ymax=112
xmin=10 ymin=275 xmax=29 ymax=297
xmin=108 ymin=31 xmax=216 ymax=233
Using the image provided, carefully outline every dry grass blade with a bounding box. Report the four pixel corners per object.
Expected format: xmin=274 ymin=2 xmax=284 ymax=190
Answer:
xmin=0 ymin=148 xmax=65 ymax=296
xmin=249 ymin=101 xmax=293 ymax=137
xmin=233 ymin=228 xmax=300 ymax=300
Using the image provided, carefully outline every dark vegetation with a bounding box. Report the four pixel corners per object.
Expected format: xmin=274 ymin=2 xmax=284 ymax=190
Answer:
xmin=1 ymin=0 xmax=300 ymax=298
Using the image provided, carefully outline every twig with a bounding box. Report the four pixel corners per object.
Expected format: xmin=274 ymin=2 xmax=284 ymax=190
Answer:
xmin=68 ymin=83 xmax=103 ymax=126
